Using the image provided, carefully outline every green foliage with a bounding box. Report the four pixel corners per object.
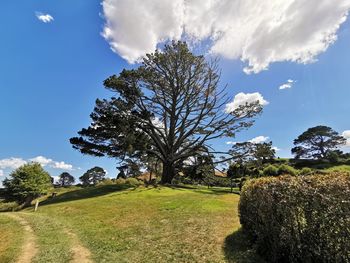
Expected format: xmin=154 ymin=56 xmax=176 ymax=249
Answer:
xmin=58 ymin=172 xmax=75 ymax=187
xmin=114 ymin=178 xmax=126 ymax=185
xmin=71 ymin=41 xmax=262 ymax=184
xmin=262 ymin=165 xmax=278 ymax=176
xmin=239 ymin=172 xmax=350 ymax=262
xmin=253 ymin=142 xmax=276 ymax=167
xmin=277 ymin=164 xmax=297 ymax=176
xmin=79 ymin=166 xmax=106 ymax=186
xmin=125 ymin=177 xmax=143 ymax=186
xmin=291 ymin=125 xmax=346 ymax=159
xmin=96 ymin=178 xmax=114 ymax=186
xmin=3 ymin=163 xmax=52 ymax=205
xmin=299 ymin=167 xmax=313 ymax=175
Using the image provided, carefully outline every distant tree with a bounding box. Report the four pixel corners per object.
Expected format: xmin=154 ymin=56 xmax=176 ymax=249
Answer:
xmin=253 ymin=142 xmax=276 ymax=167
xmin=70 ymin=41 xmax=262 ymax=184
xmin=291 ymin=126 xmax=346 ymax=159
xmin=183 ymin=153 xmax=215 ymax=186
xmin=227 ymin=162 xmax=246 ymax=192
xmin=3 ymin=163 xmax=52 ymax=207
xmin=80 ymin=166 xmax=106 ymax=186
xmin=58 ymin=172 xmax=75 ymax=187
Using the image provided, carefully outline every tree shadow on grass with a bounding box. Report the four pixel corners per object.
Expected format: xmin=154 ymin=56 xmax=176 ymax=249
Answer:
xmin=223 ymin=228 xmax=266 ymax=263
xmin=40 ymin=184 xmax=136 ymax=206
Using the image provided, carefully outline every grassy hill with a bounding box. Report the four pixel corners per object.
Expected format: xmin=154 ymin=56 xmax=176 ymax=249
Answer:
xmin=0 ymin=185 xmax=264 ymax=263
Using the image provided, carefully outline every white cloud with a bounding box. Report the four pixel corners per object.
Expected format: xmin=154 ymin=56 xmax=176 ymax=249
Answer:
xmin=102 ymin=0 xmax=350 ymax=73
xmin=279 ymin=79 xmax=295 ymax=90
xmin=272 ymin=146 xmax=281 ymax=152
xmin=226 ymin=141 xmax=237 ymax=145
xmin=0 ymin=156 xmax=74 ymax=171
xmin=225 ymin=92 xmax=268 ymax=113
xmin=0 ymin=170 xmax=3 ymax=176
xmin=29 ymin=156 xmax=53 ymax=166
xmin=0 ymin=158 xmax=27 ymax=170
xmin=51 ymin=161 xmax=73 ymax=171
xmin=249 ymin=136 xmax=269 ymax=144
xmin=35 ymin=12 xmax=54 ymax=23
xmin=342 ymin=130 xmax=350 ymax=147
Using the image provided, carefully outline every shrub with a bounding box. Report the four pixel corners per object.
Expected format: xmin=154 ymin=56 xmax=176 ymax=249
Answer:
xmin=299 ymin=167 xmax=313 ymax=175
xmin=114 ymin=178 xmax=126 ymax=185
xmin=277 ymin=164 xmax=297 ymax=176
xmin=3 ymin=163 xmax=52 ymax=206
xmin=125 ymin=177 xmax=143 ymax=187
xmin=239 ymin=172 xmax=350 ymax=262
xmin=262 ymin=165 xmax=278 ymax=176
xmin=97 ymin=178 xmax=114 ymax=186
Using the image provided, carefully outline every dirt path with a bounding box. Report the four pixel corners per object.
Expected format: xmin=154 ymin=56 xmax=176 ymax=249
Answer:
xmin=63 ymin=228 xmax=93 ymax=263
xmin=5 ymin=213 xmax=38 ymax=263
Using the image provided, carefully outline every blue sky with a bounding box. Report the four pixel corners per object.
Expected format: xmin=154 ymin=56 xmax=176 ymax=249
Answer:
xmin=1 ymin=1 xmax=350 ymax=182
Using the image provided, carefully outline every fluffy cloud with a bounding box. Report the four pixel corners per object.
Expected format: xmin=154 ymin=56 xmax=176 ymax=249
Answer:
xmin=249 ymin=136 xmax=269 ymax=144
xmin=35 ymin=12 xmax=54 ymax=23
xmin=51 ymin=161 xmax=73 ymax=171
xmin=226 ymin=141 xmax=237 ymax=145
xmin=225 ymin=92 xmax=268 ymax=113
xmin=102 ymin=0 xmax=350 ymax=73
xmin=29 ymin=156 xmax=53 ymax=166
xmin=0 ymin=170 xmax=4 ymax=176
xmin=0 ymin=156 xmax=74 ymax=171
xmin=342 ymin=130 xmax=350 ymax=146
xmin=0 ymin=158 xmax=27 ymax=170
xmin=279 ymin=79 xmax=295 ymax=90
xmin=272 ymin=146 xmax=281 ymax=152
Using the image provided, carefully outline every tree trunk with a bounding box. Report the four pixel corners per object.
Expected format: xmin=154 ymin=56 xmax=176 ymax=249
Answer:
xmin=160 ymin=162 xmax=175 ymax=184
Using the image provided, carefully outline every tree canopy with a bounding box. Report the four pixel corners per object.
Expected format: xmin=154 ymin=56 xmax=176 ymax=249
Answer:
xmin=80 ymin=166 xmax=106 ymax=186
xmin=291 ymin=125 xmax=346 ymax=159
xmin=58 ymin=172 xmax=75 ymax=187
xmin=3 ymin=163 xmax=52 ymax=206
xmin=70 ymin=41 xmax=262 ymax=184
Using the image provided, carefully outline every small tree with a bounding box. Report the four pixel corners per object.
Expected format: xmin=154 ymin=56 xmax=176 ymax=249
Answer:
xmin=227 ymin=162 xmax=246 ymax=192
xmin=80 ymin=166 xmax=106 ymax=186
xmin=58 ymin=172 xmax=75 ymax=187
xmin=3 ymin=163 xmax=52 ymax=206
xmin=291 ymin=126 xmax=346 ymax=159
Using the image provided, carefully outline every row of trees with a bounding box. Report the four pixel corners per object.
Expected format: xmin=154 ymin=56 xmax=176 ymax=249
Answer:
xmin=2 ymin=164 xmax=109 ymax=206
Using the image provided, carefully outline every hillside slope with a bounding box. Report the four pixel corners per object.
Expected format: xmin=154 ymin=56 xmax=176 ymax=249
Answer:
xmin=1 ymin=186 xmax=264 ymax=263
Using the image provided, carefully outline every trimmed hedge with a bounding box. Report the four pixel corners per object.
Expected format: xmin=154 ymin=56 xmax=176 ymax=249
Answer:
xmin=239 ymin=172 xmax=350 ymax=262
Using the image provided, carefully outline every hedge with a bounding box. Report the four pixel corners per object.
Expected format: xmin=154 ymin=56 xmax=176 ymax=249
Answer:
xmin=239 ymin=172 xmax=350 ymax=262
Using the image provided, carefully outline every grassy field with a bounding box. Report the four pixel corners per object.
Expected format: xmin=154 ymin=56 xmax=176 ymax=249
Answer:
xmin=0 ymin=185 xmax=264 ymax=263
xmin=0 ymin=215 xmax=24 ymax=263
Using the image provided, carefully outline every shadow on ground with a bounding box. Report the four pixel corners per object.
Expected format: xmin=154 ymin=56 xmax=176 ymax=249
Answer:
xmin=223 ymin=229 xmax=265 ymax=263
xmin=40 ymin=184 xmax=134 ymax=206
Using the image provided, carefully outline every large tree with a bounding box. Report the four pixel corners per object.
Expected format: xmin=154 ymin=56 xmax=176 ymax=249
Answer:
xmin=70 ymin=42 xmax=262 ymax=184
xmin=3 ymin=163 xmax=52 ymax=206
xmin=58 ymin=172 xmax=75 ymax=187
xmin=79 ymin=166 xmax=106 ymax=186
xmin=291 ymin=125 xmax=346 ymax=159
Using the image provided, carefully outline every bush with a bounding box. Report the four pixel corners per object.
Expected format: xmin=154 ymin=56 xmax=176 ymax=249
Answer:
xmin=263 ymin=165 xmax=278 ymax=176
xmin=125 ymin=177 xmax=143 ymax=187
xmin=114 ymin=178 xmax=126 ymax=185
xmin=277 ymin=164 xmax=297 ymax=176
xmin=97 ymin=178 xmax=114 ymax=186
xmin=239 ymin=172 xmax=350 ymax=262
xmin=299 ymin=167 xmax=313 ymax=175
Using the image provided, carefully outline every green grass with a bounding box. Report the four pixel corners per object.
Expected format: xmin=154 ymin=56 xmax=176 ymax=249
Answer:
xmin=325 ymin=165 xmax=350 ymax=172
xmin=2 ymin=185 xmax=263 ymax=262
xmin=0 ymin=214 xmax=24 ymax=263
xmin=20 ymin=213 xmax=73 ymax=263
